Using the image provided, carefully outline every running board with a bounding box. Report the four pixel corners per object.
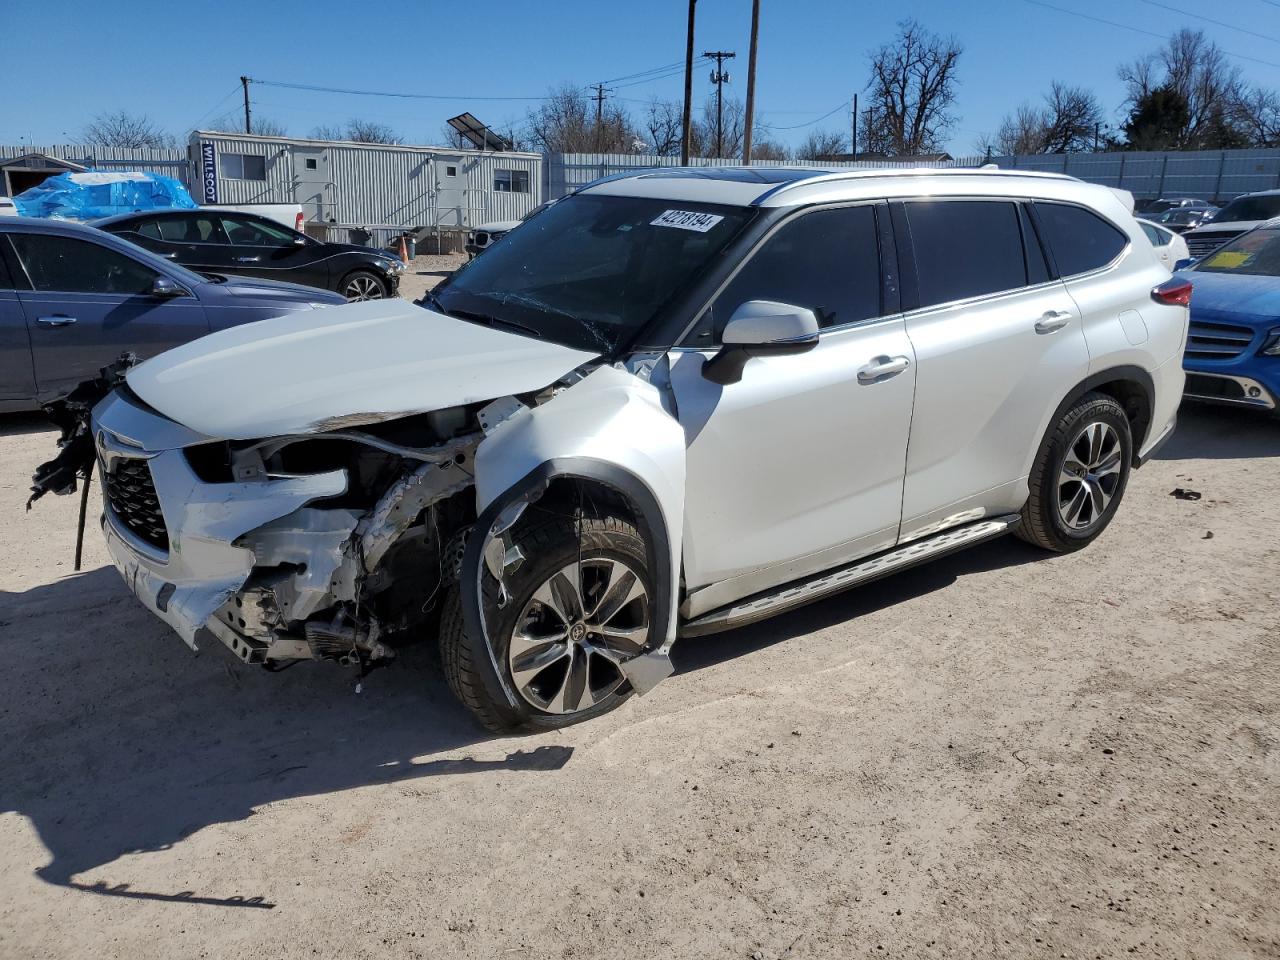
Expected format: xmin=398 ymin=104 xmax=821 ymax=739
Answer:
xmin=680 ymin=514 xmax=1021 ymax=638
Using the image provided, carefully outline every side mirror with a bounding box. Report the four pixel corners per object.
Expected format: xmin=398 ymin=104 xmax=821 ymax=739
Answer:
xmin=1173 ymin=257 xmax=1195 ymax=272
xmin=151 ymin=276 xmax=186 ymax=298
xmin=701 ymin=300 xmax=820 ymax=386
xmin=293 ymin=236 xmax=307 ymax=246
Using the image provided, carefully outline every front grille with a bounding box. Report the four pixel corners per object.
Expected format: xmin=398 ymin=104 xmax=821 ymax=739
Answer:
xmin=474 ymin=231 xmax=490 ymax=246
xmin=103 ymin=458 xmax=169 ymax=552
xmin=1186 ymin=321 xmax=1256 ymax=360
xmin=1185 ymin=373 xmax=1246 ymax=401
xmin=1186 ymin=231 xmax=1241 ymax=258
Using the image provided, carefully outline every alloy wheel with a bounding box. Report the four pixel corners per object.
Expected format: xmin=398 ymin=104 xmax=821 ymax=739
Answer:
xmin=507 ymin=556 xmax=650 ymax=715
xmin=1057 ymin=421 xmax=1123 ymax=531
xmin=343 ymin=275 xmax=384 ymax=301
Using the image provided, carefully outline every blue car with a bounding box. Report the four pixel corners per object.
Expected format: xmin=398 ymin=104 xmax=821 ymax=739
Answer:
xmin=0 ymin=218 xmax=345 ymax=411
xmin=1177 ymin=220 xmax=1280 ymax=415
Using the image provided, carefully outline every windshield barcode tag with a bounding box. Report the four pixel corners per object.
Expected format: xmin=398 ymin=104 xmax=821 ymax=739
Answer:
xmin=651 ymin=209 xmax=724 ymax=232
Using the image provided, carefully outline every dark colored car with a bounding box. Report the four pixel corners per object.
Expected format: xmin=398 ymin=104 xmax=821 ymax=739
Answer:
xmin=0 ymin=218 xmax=345 ymax=410
xmin=1177 ymin=222 xmax=1280 ymax=415
xmin=1153 ymin=207 xmax=1215 ymax=233
xmin=95 ymin=209 xmax=405 ymax=302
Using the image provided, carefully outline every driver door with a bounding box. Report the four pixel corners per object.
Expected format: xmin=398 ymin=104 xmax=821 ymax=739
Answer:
xmin=218 ymin=215 xmax=318 ymax=284
xmin=668 ymin=203 xmax=917 ymax=616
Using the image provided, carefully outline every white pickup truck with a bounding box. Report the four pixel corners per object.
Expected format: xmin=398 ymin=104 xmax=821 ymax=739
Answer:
xmin=202 ymin=202 xmax=304 ymax=232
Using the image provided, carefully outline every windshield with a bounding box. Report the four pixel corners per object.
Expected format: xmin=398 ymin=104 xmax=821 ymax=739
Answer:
xmin=1192 ymin=225 xmax=1280 ymax=277
xmin=429 ymin=194 xmax=752 ymax=353
xmin=1210 ymin=195 xmax=1280 ymax=224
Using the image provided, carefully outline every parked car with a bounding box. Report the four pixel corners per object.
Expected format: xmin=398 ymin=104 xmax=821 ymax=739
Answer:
xmin=61 ymin=167 xmax=1185 ymax=730
xmin=94 ymin=209 xmax=404 ymax=301
xmin=0 ymin=217 xmax=344 ymax=410
xmin=203 ymin=202 xmax=305 ymax=231
xmin=1176 ymin=220 xmax=1280 ymax=414
xmin=0 ymin=196 xmax=18 ymax=217
xmin=1137 ymin=217 xmax=1191 ymax=269
xmin=1183 ymin=190 xmax=1280 ymax=260
xmin=1152 ymin=207 xmax=1214 ymax=234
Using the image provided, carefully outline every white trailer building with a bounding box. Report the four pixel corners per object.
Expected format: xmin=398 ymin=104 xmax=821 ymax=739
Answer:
xmin=189 ymin=131 xmax=542 ymax=245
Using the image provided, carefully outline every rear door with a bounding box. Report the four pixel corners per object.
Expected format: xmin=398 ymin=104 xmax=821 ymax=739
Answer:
xmin=895 ymin=198 xmax=1090 ymax=541
xmin=0 ymin=246 xmax=35 ymax=405
xmin=6 ymin=231 xmax=208 ymax=399
xmin=121 ymin=213 xmax=234 ymax=274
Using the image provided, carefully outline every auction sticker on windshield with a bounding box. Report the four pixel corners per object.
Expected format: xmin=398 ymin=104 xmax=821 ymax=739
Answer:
xmin=651 ymin=209 xmax=725 ymax=232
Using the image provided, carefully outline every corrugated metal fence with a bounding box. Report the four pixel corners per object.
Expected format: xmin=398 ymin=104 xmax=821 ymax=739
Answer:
xmin=0 ymin=144 xmax=191 ymax=185
xmin=546 ymin=148 xmax=1280 ymax=202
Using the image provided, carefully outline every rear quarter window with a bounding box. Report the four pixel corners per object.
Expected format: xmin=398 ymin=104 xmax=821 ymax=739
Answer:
xmin=1035 ymin=202 xmax=1129 ymax=277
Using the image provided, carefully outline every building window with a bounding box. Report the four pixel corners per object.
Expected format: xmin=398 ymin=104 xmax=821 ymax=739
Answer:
xmin=305 ymin=158 xmax=318 ymax=170
xmin=494 ymin=169 xmax=529 ymax=193
xmin=220 ymin=153 xmax=267 ymax=181
xmin=445 ymin=165 xmax=457 ymax=177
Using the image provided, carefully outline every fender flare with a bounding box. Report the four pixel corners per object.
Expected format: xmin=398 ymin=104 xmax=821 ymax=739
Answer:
xmin=459 ymin=457 xmax=677 ymax=712
xmin=1044 ymin=363 xmax=1157 ymax=460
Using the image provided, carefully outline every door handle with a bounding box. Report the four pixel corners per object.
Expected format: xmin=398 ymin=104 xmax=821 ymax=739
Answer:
xmin=857 ymin=354 xmax=911 ymax=384
xmin=161 ymin=252 xmax=178 ymax=259
xmin=36 ymin=315 xmax=77 ymax=327
xmin=235 ymin=256 xmax=261 ymax=263
xmin=1035 ymin=310 xmax=1072 ymax=334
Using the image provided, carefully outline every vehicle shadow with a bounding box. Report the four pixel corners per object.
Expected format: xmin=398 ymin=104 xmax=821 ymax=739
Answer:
xmin=0 ymin=566 xmax=567 ymax=908
xmin=674 ymin=534 xmax=1045 ymax=675
xmin=0 ymin=411 xmax=54 ymax=437
xmin=1157 ymin=402 xmax=1280 ymax=461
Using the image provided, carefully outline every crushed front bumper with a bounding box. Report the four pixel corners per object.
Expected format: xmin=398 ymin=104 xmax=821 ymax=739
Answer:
xmin=93 ymin=390 xmax=348 ymax=651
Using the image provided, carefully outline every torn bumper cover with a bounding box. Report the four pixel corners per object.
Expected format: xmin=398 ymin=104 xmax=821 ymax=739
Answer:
xmin=93 ymin=390 xmax=349 ymax=653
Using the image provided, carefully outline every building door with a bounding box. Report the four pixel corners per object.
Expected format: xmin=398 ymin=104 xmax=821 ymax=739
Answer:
xmin=292 ymin=148 xmax=330 ymax=222
xmin=434 ymin=157 xmax=466 ymax=228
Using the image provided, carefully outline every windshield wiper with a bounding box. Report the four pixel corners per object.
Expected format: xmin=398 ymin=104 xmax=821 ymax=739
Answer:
xmin=422 ymin=295 xmax=543 ymax=339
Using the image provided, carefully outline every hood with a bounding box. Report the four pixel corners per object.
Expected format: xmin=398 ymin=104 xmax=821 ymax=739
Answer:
xmin=207 ymin=273 xmax=346 ymax=304
xmin=1178 ymin=269 xmax=1280 ymax=327
xmin=125 ymin=299 xmax=601 ymax=440
xmin=474 ymin=220 xmax=522 ymax=233
xmin=1186 ymin=219 xmax=1266 ymax=237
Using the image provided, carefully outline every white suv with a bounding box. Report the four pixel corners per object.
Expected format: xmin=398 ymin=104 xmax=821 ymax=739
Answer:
xmin=76 ymin=167 xmax=1187 ymax=729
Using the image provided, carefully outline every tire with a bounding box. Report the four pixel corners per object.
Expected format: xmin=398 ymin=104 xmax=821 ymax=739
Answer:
xmin=340 ymin=270 xmax=387 ymax=301
xmin=439 ymin=510 xmax=652 ymax=732
xmin=1017 ymin=391 xmax=1133 ymax=553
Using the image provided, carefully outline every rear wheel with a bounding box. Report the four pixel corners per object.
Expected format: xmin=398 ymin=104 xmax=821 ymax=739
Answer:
xmin=341 ymin=270 xmax=386 ymax=301
xmin=439 ymin=511 xmax=653 ymax=731
xmin=1017 ymin=391 xmax=1132 ymax=553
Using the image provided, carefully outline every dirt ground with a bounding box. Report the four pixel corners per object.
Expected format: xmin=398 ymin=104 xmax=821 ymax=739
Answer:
xmin=397 ymin=253 xmax=467 ymax=303
xmin=1 ymin=402 xmax=1278 ymax=960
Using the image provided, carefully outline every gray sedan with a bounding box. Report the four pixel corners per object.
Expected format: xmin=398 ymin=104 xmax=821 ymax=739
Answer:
xmin=0 ymin=218 xmax=344 ymax=411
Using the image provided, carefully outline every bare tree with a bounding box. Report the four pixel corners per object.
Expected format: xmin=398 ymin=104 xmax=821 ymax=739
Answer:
xmin=751 ymin=136 xmax=789 ymax=161
xmin=82 ymin=111 xmax=173 ymax=148
xmin=987 ymin=82 xmax=1102 ymax=155
xmin=794 ymin=129 xmax=848 ymax=159
xmin=308 ymin=119 xmax=403 ymax=144
xmin=1119 ymin=29 xmax=1246 ymax=148
xmin=1235 ymin=87 xmax=1280 ymax=148
xmin=643 ymin=99 xmax=684 ymax=156
xmin=524 ymin=84 xmax=638 ymax=153
xmin=860 ymin=19 xmax=962 ymax=156
xmin=206 ymin=113 xmax=287 ymax=137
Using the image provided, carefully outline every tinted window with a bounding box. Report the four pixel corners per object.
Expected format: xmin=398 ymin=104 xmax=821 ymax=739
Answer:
xmin=221 ymin=153 xmax=266 ymax=181
xmin=1211 ymin=194 xmax=1280 ymax=223
xmin=222 ymin=216 xmax=295 ymax=247
xmin=159 ymin=215 xmax=228 ymax=243
xmin=1019 ymin=204 xmax=1051 ymax=285
xmin=135 ymin=220 xmax=162 ymax=240
xmin=1139 ymin=222 xmax=1167 ymax=247
xmin=906 ymin=200 xmax=1027 ymax=307
xmin=688 ymin=206 xmax=882 ymax=346
xmin=9 ymin=234 xmax=158 ymax=294
xmin=1035 ymin=202 xmax=1128 ymax=277
xmin=1192 ymin=225 xmax=1280 ymax=278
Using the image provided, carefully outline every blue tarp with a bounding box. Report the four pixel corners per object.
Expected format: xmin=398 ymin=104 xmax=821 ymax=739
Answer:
xmin=12 ymin=171 xmax=197 ymax=220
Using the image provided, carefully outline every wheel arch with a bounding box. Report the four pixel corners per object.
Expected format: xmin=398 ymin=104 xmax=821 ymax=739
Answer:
xmin=1050 ymin=365 xmax=1156 ymax=466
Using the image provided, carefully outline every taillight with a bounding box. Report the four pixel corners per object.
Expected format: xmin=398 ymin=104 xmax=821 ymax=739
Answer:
xmin=1152 ymin=278 xmax=1192 ymax=306
xmin=295 ymin=211 xmax=305 ymax=231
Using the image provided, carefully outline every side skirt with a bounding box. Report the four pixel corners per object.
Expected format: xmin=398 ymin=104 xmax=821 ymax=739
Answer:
xmin=679 ymin=514 xmax=1021 ymax=638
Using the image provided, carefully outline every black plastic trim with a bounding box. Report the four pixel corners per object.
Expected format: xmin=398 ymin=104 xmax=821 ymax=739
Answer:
xmin=1046 ymin=364 xmax=1158 ymax=457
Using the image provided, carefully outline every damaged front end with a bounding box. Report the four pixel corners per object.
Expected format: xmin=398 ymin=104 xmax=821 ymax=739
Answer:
xmin=85 ymin=385 xmax=527 ymax=670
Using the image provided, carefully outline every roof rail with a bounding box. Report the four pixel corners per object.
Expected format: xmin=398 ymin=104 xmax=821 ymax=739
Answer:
xmin=751 ymin=166 xmax=1082 ymax=205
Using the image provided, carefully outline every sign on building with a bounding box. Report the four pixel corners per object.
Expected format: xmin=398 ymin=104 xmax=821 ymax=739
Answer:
xmin=199 ymin=141 xmax=218 ymax=203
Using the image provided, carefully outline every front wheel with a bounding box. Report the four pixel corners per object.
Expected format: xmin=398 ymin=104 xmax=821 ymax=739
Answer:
xmin=340 ymin=270 xmax=387 ymax=301
xmin=1017 ymin=392 xmax=1133 ymax=553
xmin=439 ymin=511 xmax=654 ymax=732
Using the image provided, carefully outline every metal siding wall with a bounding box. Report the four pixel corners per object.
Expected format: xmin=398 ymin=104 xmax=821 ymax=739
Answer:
xmin=0 ymin=144 xmax=192 ymax=186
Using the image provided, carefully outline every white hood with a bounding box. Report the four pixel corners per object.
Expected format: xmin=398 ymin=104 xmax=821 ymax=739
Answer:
xmin=125 ymin=299 xmax=601 ymax=440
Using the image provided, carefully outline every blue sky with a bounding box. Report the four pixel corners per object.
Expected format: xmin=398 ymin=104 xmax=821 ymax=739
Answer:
xmin=3 ymin=0 xmax=1277 ymax=156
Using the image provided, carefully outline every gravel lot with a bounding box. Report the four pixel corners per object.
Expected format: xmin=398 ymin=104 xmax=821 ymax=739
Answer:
xmin=1 ymin=400 xmax=1278 ymax=960
xmin=397 ymin=253 xmax=467 ymax=303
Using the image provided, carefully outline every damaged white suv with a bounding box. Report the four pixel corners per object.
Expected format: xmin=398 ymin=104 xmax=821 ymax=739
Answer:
xmin=70 ymin=167 xmax=1187 ymax=730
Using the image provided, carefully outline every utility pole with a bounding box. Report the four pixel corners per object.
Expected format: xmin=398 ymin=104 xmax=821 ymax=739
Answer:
xmin=851 ymin=93 xmax=858 ymax=162
xmin=681 ymin=0 xmax=697 ymax=165
xmin=240 ymin=76 xmax=252 ymax=135
xmin=741 ymin=0 xmax=760 ymax=164
xmin=703 ymin=50 xmax=736 ymax=158
xmin=591 ymin=82 xmax=612 ymax=152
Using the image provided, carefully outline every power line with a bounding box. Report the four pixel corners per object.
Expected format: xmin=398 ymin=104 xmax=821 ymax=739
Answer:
xmin=760 ymin=101 xmax=849 ymax=131
xmin=1135 ymin=0 xmax=1280 ymax=44
xmin=252 ymin=78 xmax=550 ymax=102
xmin=190 ymin=83 xmax=246 ymax=129
xmin=1019 ymin=0 xmax=1280 ymax=69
